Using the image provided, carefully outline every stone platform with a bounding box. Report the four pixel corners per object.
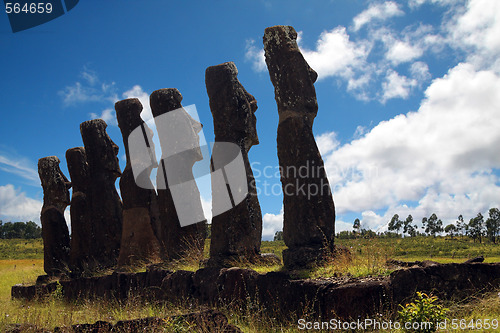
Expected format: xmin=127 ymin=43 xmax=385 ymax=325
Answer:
xmin=12 ymin=262 xmax=500 ymax=321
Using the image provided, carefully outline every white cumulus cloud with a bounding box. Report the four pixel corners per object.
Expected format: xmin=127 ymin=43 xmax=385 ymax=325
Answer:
xmin=386 ymin=40 xmax=423 ymax=65
xmin=381 ymin=69 xmax=418 ymax=102
xmin=59 ymin=68 xmax=117 ymax=106
xmin=262 ymin=207 xmax=283 ymax=240
xmin=301 ymin=27 xmax=371 ymax=82
xmin=352 ymin=1 xmax=404 ymax=31
xmin=447 ymin=0 xmax=500 ymax=72
xmin=0 ymin=184 xmax=42 ymax=223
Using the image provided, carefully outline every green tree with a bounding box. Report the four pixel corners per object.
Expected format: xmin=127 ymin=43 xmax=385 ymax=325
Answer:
xmin=206 ymin=223 xmax=211 ymax=239
xmin=485 ymin=208 xmax=500 ymax=244
xmin=353 ymin=218 xmax=361 ymax=235
xmin=403 ymin=215 xmax=417 ymax=237
xmin=273 ymin=231 xmax=283 ymax=241
xmin=423 ymin=213 xmax=443 ymax=237
xmin=388 ymin=214 xmax=403 ymax=234
xmin=0 ymin=221 xmax=42 ymax=239
xmin=455 ymin=215 xmax=467 ymax=239
xmin=360 ymin=229 xmax=376 ymax=239
xmin=444 ymin=224 xmax=457 ymax=239
xmin=24 ymin=221 xmax=42 ymax=239
xmin=468 ymin=213 xmax=485 ymax=243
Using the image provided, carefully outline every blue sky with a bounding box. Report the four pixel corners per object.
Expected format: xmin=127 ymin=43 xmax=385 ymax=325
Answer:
xmin=1 ymin=0 xmax=499 ymax=240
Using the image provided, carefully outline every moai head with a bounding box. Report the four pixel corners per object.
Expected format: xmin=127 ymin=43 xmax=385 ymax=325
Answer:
xmin=115 ymin=98 xmax=156 ymax=165
xmin=115 ymin=98 xmax=144 ymax=143
xmin=38 ymin=156 xmax=71 ymax=212
xmin=205 ymin=61 xmax=259 ymax=151
xmin=80 ymin=119 xmax=121 ymax=178
xmin=65 ymin=147 xmax=88 ymax=193
xmin=263 ymin=25 xmax=318 ymax=122
xmin=150 ymin=88 xmax=203 ymax=163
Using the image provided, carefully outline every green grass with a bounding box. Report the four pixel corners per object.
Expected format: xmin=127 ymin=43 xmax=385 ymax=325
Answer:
xmin=1 ymin=237 xmax=499 ymax=332
xmin=337 ymin=236 xmax=500 ymax=263
xmin=0 ymin=239 xmax=43 ymax=260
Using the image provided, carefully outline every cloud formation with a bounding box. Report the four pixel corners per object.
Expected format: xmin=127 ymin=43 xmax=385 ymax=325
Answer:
xmin=59 ymin=68 xmax=117 ymax=106
xmin=352 ymin=1 xmax=404 ymax=31
xmin=0 ymin=184 xmax=42 ymax=223
xmin=0 ymin=152 xmax=39 ymax=185
xmin=322 ymin=63 xmax=500 ymax=231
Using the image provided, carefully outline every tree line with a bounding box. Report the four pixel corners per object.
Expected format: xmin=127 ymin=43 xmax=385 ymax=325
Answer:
xmin=331 ymin=208 xmax=500 ymax=242
xmin=0 ymin=220 xmax=42 ymax=239
xmin=380 ymin=208 xmax=500 ymax=243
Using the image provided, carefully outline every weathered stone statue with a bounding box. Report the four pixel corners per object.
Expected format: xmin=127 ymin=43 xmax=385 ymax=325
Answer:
xmin=66 ymin=147 xmax=91 ymax=274
xmin=80 ymin=119 xmax=123 ymax=270
xmin=205 ymin=62 xmax=263 ymax=266
xmin=263 ymin=25 xmax=336 ymax=269
xmin=38 ymin=156 xmax=71 ymax=276
xmin=115 ymin=98 xmax=162 ymax=267
xmin=150 ymin=88 xmax=207 ymax=260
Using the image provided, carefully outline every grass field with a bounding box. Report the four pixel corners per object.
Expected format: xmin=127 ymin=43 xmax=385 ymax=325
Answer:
xmin=0 ymin=237 xmax=499 ymax=332
xmin=0 ymin=239 xmax=43 ymax=260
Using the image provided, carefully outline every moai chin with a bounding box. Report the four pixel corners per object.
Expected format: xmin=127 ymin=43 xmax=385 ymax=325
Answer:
xmin=80 ymin=119 xmax=123 ymax=270
xmin=149 ymin=88 xmax=207 ymax=260
xmin=263 ymin=25 xmax=336 ymax=269
xmin=38 ymin=156 xmax=71 ymax=276
xmin=66 ymin=147 xmax=91 ymax=274
xmin=205 ymin=61 xmax=263 ymax=266
xmin=115 ymin=98 xmax=162 ymax=267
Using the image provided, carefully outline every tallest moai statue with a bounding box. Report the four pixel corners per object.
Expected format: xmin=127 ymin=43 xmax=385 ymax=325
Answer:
xmin=263 ymin=25 xmax=336 ymax=269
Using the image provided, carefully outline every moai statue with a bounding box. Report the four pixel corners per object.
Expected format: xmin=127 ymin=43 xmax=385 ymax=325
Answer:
xmin=205 ymin=61 xmax=263 ymax=266
xmin=263 ymin=25 xmax=336 ymax=269
xmin=150 ymin=88 xmax=207 ymax=260
xmin=115 ymin=98 xmax=162 ymax=267
xmin=38 ymin=156 xmax=71 ymax=276
xmin=66 ymin=147 xmax=91 ymax=274
xmin=80 ymin=119 xmax=123 ymax=269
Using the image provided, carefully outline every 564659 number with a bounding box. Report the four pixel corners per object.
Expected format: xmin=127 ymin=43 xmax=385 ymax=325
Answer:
xmin=5 ymin=2 xmax=53 ymax=14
